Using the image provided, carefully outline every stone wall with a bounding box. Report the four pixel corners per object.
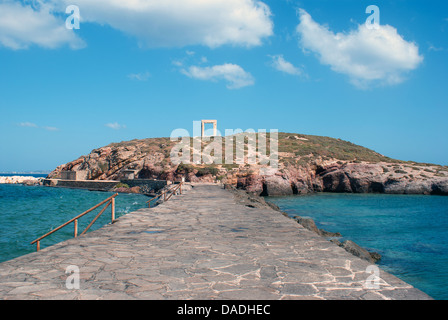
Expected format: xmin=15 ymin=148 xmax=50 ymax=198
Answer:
xmin=60 ymin=171 xmax=88 ymax=181
xmin=43 ymin=179 xmax=119 ymax=191
xmin=42 ymin=179 xmax=168 ymax=193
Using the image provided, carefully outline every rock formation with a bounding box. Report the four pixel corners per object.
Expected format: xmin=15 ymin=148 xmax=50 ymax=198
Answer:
xmin=0 ymin=176 xmax=43 ymax=185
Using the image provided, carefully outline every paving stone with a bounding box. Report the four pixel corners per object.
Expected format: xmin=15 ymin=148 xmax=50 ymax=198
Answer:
xmin=215 ymin=264 xmax=259 ymax=276
xmin=279 ymin=283 xmax=318 ymax=296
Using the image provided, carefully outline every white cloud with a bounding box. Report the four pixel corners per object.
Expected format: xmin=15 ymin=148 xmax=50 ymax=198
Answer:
xmin=105 ymin=122 xmax=126 ymax=130
xmin=53 ymin=0 xmax=273 ymax=48
xmin=0 ymin=1 xmax=85 ymax=50
xmin=181 ymin=63 xmax=255 ymax=89
xmin=269 ymin=54 xmax=304 ymax=76
xmin=172 ymin=60 xmax=184 ymax=67
xmin=43 ymin=126 xmax=60 ymax=131
xmin=18 ymin=122 xmax=38 ymax=128
xmin=296 ymin=9 xmax=423 ymax=87
xmin=127 ymin=72 xmax=151 ymax=81
xmin=428 ymin=44 xmax=444 ymax=52
xmin=17 ymin=122 xmax=59 ymax=131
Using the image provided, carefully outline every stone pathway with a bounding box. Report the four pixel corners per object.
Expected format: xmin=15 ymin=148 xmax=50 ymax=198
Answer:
xmin=0 ymin=184 xmax=432 ymax=300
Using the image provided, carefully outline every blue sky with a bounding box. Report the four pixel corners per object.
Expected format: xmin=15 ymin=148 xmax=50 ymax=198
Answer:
xmin=0 ymin=0 xmax=447 ymax=171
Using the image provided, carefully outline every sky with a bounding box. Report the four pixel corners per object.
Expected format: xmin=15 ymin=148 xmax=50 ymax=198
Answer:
xmin=0 ymin=0 xmax=447 ymax=172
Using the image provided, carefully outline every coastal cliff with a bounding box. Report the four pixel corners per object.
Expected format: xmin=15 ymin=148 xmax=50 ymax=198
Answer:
xmin=47 ymin=133 xmax=448 ymax=196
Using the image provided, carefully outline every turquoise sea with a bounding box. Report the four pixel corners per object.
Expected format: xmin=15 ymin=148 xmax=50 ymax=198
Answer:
xmin=268 ymin=193 xmax=448 ymax=300
xmin=0 ymin=182 xmax=148 ymax=263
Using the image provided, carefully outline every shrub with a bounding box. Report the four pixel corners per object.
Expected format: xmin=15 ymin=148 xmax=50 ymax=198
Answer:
xmin=176 ymin=163 xmax=195 ymax=173
xmin=197 ymin=167 xmax=219 ymax=177
xmin=114 ymin=183 xmax=130 ymax=189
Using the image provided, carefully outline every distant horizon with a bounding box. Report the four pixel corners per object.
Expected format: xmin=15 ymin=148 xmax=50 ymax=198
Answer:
xmin=0 ymin=171 xmax=51 ymax=174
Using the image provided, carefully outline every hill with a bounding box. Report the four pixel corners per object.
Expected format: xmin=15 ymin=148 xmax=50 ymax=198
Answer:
xmin=47 ymin=133 xmax=448 ymax=196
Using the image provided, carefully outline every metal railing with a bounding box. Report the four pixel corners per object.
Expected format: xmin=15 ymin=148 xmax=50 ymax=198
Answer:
xmin=146 ymin=182 xmax=183 ymax=208
xmin=30 ymin=193 xmax=118 ymax=252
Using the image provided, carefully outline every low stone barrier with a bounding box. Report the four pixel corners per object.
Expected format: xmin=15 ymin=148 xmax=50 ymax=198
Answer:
xmin=42 ymin=179 xmax=119 ymax=191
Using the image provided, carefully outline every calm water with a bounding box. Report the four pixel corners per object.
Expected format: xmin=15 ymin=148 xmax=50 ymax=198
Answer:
xmin=268 ymin=193 xmax=448 ymax=300
xmin=0 ymin=183 xmax=148 ymax=263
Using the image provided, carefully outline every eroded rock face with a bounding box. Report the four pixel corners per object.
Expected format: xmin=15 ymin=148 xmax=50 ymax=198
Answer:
xmin=339 ymin=240 xmax=382 ymax=264
xmin=48 ymin=140 xmax=174 ymax=181
xmin=263 ymin=175 xmax=295 ymax=196
xmin=236 ymin=162 xmax=448 ymax=196
xmin=315 ymin=162 xmax=448 ymax=195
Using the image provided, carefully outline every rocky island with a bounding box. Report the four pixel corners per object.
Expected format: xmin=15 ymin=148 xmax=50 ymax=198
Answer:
xmin=47 ymin=132 xmax=448 ymax=196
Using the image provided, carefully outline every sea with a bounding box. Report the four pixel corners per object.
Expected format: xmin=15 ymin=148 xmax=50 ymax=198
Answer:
xmin=0 ymin=175 xmax=149 ymax=264
xmin=267 ymin=193 xmax=448 ymax=300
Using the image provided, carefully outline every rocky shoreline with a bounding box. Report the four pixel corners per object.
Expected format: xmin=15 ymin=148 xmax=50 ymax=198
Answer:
xmin=226 ymin=184 xmax=382 ymax=264
xmin=0 ymin=176 xmax=43 ymax=186
xmin=237 ymin=161 xmax=448 ymax=196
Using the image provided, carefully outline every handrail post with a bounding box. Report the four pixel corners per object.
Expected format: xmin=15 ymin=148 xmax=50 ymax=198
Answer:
xmin=111 ymin=197 xmax=115 ymax=223
xmin=36 ymin=241 xmax=40 ymax=252
xmin=74 ymin=219 xmax=78 ymax=238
